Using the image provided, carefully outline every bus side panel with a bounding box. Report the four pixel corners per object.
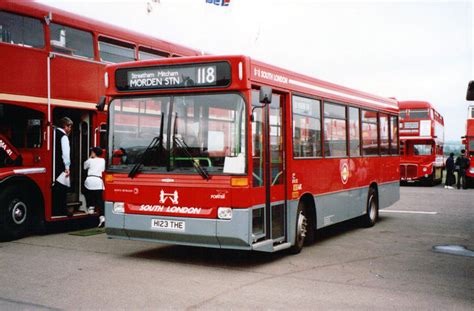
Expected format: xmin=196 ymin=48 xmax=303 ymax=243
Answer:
xmin=0 ymin=45 xmax=47 ymax=99
xmin=314 ymin=187 xmax=367 ymax=229
xmin=50 ymin=56 xmax=102 ymax=104
xmin=378 ymin=181 xmax=400 ymax=209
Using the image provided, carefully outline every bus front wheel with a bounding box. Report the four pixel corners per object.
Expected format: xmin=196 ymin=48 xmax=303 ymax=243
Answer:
xmin=361 ymin=187 xmax=378 ymax=228
xmin=0 ymin=187 xmax=31 ymax=241
xmin=289 ymin=202 xmax=308 ymax=254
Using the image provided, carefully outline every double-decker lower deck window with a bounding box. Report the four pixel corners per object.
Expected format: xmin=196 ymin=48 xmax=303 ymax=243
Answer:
xmin=324 ymin=102 xmax=347 ymax=157
xmin=50 ymin=23 xmax=93 ymax=58
xmin=109 ymin=93 xmax=246 ymax=174
xmin=292 ymin=96 xmax=321 ymax=158
xmin=362 ymin=110 xmax=379 ymax=155
xmin=0 ymin=11 xmax=44 ymax=48
xmin=413 ymin=144 xmax=432 ymax=156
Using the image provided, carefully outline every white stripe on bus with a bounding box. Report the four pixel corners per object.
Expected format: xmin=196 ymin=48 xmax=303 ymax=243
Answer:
xmin=13 ymin=168 xmax=47 ymax=175
xmin=0 ymin=93 xmax=97 ymax=109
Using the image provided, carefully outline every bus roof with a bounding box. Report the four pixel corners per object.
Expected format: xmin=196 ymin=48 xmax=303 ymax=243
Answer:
xmin=106 ymin=55 xmax=398 ymax=113
xmin=1 ymin=0 xmax=201 ymax=57
xmin=399 ymin=101 xmax=434 ymax=109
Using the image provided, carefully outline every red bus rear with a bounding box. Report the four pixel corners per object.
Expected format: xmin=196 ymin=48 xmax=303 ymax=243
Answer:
xmin=0 ymin=1 xmax=200 ymax=241
xmin=399 ymin=101 xmax=445 ymax=185
xmin=103 ymin=55 xmax=400 ymax=253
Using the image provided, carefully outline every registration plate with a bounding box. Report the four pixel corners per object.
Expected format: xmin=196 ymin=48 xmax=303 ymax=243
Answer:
xmin=151 ymin=219 xmax=185 ymax=232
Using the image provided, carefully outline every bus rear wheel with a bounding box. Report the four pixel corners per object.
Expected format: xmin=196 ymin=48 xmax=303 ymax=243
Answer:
xmin=361 ymin=188 xmax=378 ymax=228
xmin=0 ymin=187 xmax=31 ymax=241
xmin=289 ymin=202 xmax=308 ymax=254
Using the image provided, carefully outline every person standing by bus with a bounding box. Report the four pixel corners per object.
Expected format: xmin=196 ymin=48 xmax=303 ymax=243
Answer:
xmin=84 ymin=147 xmax=106 ymax=227
xmin=455 ymin=150 xmax=470 ymax=189
xmin=53 ymin=117 xmax=73 ymax=216
xmin=444 ymin=153 xmax=455 ymax=189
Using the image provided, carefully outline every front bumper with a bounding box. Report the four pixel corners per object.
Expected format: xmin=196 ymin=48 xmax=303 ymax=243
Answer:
xmin=105 ymin=201 xmax=253 ymax=250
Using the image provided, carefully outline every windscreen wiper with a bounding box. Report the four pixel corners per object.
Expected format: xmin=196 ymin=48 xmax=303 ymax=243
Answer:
xmin=128 ymin=136 xmax=162 ymax=178
xmin=128 ymin=114 xmax=165 ymax=178
xmin=173 ymin=135 xmax=210 ymax=180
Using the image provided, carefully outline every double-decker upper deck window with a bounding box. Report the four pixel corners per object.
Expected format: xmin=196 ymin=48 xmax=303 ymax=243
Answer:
xmin=324 ymin=102 xmax=347 ymax=157
xmin=0 ymin=11 xmax=44 ymax=48
xmin=99 ymin=37 xmax=135 ymax=63
xmin=399 ymin=109 xmax=407 ymax=120
xmin=409 ymin=109 xmax=429 ymax=119
xmin=390 ymin=115 xmax=399 ymax=155
xmin=50 ymin=23 xmax=93 ymax=58
xmin=138 ymin=47 xmax=168 ymax=60
xmin=292 ymin=96 xmax=321 ymax=158
xmin=379 ymin=113 xmax=389 ymax=155
xmin=362 ymin=110 xmax=379 ymax=155
xmin=349 ymin=107 xmax=360 ymax=156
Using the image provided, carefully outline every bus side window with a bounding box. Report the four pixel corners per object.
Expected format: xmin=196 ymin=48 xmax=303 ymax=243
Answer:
xmin=0 ymin=11 xmax=44 ymax=48
xmin=99 ymin=123 xmax=107 ymax=150
xmin=50 ymin=23 xmax=94 ymax=58
xmin=99 ymin=37 xmax=136 ymax=63
xmin=26 ymin=119 xmax=42 ymax=148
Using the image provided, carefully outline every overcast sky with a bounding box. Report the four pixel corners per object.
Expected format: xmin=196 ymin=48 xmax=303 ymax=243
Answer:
xmin=39 ymin=0 xmax=473 ymax=141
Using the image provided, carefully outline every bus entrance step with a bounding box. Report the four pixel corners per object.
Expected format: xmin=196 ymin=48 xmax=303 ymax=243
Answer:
xmin=252 ymin=240 xmax=291 ymax=252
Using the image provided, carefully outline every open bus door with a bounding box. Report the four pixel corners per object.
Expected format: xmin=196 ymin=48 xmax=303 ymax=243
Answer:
xmin=251 ymin=88 xmax=287 ymax=251
xmin=52 ymin=108 xmax=91 ymax=217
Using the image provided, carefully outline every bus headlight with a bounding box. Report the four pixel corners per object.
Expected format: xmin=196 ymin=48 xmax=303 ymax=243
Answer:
xmin=218 ymin=207 xmax=232 ymax=220
xmin=470 ymin=168 xmax=474 ymax=174
xmin=113 ymin=202 xmax=125 ymax=214
xmin=422 ymin=167 xmax=428 ymax=172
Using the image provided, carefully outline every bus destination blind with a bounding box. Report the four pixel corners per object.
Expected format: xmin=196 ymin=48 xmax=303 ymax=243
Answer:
xmin=115 ymin=62 xmax=231 ymax=91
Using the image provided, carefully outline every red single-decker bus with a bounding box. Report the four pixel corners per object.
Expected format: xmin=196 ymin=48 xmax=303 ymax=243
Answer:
xmin=103 ymin=55 xmax=400 ymax=253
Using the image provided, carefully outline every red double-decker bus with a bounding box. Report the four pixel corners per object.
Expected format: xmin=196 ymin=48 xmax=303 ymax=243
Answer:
xmin=0 ymin=1 xmax=200 ymax=241
xmin=399 ymin=101 xmax=445 ymax=185
xmin=103 ymin=55 xmax=400 ymax=253
xmin=461 ymin=103 xmax=474 ymax=186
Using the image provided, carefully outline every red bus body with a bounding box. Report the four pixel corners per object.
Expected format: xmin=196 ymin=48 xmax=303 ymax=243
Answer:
xmin=399 ymin=101 xmax=445 ymax=185
xmin=104 ymin=55 xmax=400 ymax=253
xmin=0 ymin=0 xmax=200 ymax=240
xmin=462 ymin=105 xmax=474 ymax=184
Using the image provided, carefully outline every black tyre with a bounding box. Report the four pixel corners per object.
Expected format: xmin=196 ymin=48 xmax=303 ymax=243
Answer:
xmin=0 ymin=187 xmax=31 ymax=241
xmin=361 ymin=187 xmax=378 ymax=228
xmin=289 ymin=202 xmax=308 ymax=254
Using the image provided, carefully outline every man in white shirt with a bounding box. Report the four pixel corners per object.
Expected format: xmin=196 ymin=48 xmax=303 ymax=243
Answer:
xmin=53 ymin=117 xmax=73 ymax=216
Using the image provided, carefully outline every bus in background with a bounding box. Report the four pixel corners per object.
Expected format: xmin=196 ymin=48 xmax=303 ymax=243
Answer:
xmin=463 ymin=81 xmax=474 ymax=186
xmin=0 ymin=0 xmax=200 ymax=241
xmin=399 ymin=101 xmax=445 ymax=185
xmin=103 ymin=55 xmax=400 ymax=254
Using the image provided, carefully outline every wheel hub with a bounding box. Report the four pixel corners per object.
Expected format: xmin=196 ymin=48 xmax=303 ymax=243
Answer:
xmin=297 ymin=211 xmax=307 ymax=239
xmin=11 ymin=201 xmax=27 ymax=225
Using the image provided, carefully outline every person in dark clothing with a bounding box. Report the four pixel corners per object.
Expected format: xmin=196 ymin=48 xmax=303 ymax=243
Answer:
xmin=455 ymin=150 xmax=470 ymax=189
xmin=53 ymin=117 xmax=73 ymax=216
xmin=444 ymin=153 xmax=455 ymax=189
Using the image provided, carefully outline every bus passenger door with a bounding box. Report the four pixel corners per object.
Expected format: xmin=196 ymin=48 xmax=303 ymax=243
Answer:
xmin=252 ymin=90 xmax=286 ymax=244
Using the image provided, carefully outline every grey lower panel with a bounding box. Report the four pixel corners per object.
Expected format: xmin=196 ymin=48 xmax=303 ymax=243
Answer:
xmin=378 ymin=181 xmax=400 ymax=209
xmin=105 ymin=202 xmax=252 ymax=250
xmin=314 ymin=187 xmax=368 ymax=229
xmin=291 ymin=181 xmax=400 ymax=231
